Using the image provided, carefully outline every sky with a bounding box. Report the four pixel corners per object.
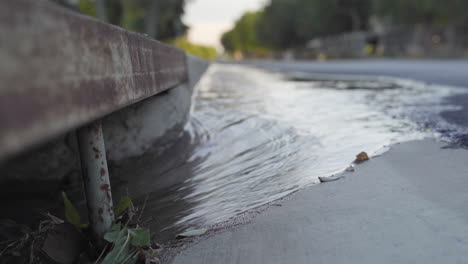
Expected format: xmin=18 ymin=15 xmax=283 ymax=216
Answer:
xmin=183 ymin=0 xmax=267 ymax=49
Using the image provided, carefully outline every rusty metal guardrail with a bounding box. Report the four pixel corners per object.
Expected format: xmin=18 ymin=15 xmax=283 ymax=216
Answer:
xmin=0 ymin=0 xmax=207 ymax=244
xmin=0 ymin=0 xmax=188 ymax=162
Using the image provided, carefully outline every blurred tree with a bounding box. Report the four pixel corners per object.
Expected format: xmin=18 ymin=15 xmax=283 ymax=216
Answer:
xmin=255 ymin=0 xmax=299 ymax=49
xmin=260 ymin=0 xmax=372 ymax=48
xmin=77 ymin=0 xmax=96 ymax=17
xmin=222 ymin=0 xmax=372 ymax=52
xmin=118 ymin=0 xmax=187 ymax=40
xmin=57 ymin=0 xmax=187 ymax=40
xmin=54 ymin=0 xmax=217 ymax=59
xmin=222 ymin=0 xmax=468 ymax=54
xmin=145 ymin=0 xmax=159 ymax=39
xmin=170 ymin=36 xmax=218 ymax=60
xmin=372 ymin=0 xmax=468 ymax=26
xmin=95 ymin=0 xmax=107 ymax=21
xmin=221 ymin=12 xmax=270 ymax=56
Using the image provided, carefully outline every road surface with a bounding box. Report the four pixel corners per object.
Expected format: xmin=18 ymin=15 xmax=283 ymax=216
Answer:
xmin=247 ymin=59 xmax=468 ymax=129
xmin=169 ymin=60 xmax=468 ymax=264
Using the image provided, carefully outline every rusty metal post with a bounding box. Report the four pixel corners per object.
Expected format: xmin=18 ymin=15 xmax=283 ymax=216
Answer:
xmin=77 ymin=120 xmax=114 ymax=244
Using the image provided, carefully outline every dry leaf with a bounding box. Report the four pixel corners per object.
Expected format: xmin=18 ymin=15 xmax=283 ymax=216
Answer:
xmin=354 ymin=152 xmax=369 ymax=163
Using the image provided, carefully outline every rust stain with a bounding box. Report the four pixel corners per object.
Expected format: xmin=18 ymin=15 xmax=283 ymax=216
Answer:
xmin=100 ymin=183 xmax=109 ymax=190
xmin=100 ymin=168 xmax=106 ymax=176
xmin=0 ymin=0 xmax=188 ymax=162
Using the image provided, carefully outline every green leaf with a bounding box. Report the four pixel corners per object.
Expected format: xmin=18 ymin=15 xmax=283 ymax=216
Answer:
xmin=112 ymin=223 xmax=122 ymax=231
xmin=104 ymin=224 xmax=124 ymax=243
xmin=100 ymin=231 xmax=131 ymax=264
xmin=176 ymin=228 xmax=207 ymax=239
xmin=62 ymin=192 xmax=81 ymax=227
xmin=104 ymin=230 xmax=121 ymax=243
xmin=114 ymin=196 xmax=132 ymax=216
xmin=129 ymin=228 xmax=150 ymax=247
xmin=127 ymin=251 xmax=139 ymax=264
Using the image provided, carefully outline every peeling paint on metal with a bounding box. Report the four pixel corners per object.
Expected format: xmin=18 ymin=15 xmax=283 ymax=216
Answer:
xmin=77 ymin=121 xmax=114 ymax=242
xmin=0 ymin=0 xmax=188 ymax=161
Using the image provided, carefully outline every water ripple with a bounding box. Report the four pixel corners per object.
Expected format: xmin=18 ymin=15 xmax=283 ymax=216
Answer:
xmin=130 ymin=64 xmax=468 ymax=240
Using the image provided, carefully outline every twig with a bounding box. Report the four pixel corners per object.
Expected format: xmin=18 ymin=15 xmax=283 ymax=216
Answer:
xmin=28 ymin=238 xmax=35 ymax=264
xmin=122 ymin=216 xmax=133 ymax=231
xmin=42 ymin=212 xmax=64 ymax=225
xmin=137 ymin=195 xmax=150 ymax=223
xmin=113 ymin=232 xmax=131 ymax=262
xmin=0 ymin=241 xmax=18 ymax=257
xmin=121 ymin=249 xmax=138 ymax=264
xmin=94 ymin=243 xmax=108 ymax=264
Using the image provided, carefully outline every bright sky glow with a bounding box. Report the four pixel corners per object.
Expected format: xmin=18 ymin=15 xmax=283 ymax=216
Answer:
xmin=184 ymin=0 xmax=266 ymax=49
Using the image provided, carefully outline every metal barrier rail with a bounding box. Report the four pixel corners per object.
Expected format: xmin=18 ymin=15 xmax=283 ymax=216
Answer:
xmin=0 ymin=0 xmax=206 ymax=244
xmin=0 ymin=0 xmax=188 ymax=162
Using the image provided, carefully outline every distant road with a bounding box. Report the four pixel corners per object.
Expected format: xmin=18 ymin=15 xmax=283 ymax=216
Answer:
xmin=242 ymin=59 xmax=468 ymax=129
xmin=245 ymin=59 xmax=468 ymax=87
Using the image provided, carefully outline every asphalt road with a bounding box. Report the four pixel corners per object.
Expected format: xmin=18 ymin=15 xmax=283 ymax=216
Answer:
xmin=247 ymin=59 xmax=468 ymax=87
xmin=246 ymin=59 xmax=468 ymax=129
xmin=169 ymin=60 xmax=468 ymax=263
xmin=172 ymin=140 xmax=468 ymax=264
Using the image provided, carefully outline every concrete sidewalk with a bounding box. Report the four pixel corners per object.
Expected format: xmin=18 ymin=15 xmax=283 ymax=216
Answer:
xmin=171 ymin=140 xmax=468 ymax=264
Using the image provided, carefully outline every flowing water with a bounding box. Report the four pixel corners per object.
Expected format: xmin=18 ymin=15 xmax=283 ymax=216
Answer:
xmin=129 ymin=64 xmax=468 ymax=241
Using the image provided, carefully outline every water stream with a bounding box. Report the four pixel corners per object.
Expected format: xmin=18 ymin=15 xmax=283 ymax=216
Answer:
xmin=126 ymin=64 xmax=467 ymax=241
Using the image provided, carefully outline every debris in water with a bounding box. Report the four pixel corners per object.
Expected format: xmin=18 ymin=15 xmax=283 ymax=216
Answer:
xmin=176 ymin=228 xmax=208 ymax=239
xmin=319 ymin=175 xmax=344 ymax=183
xmin=354 ymin=152 xmax=369 ymax=164
xmin=345 ymin=166 xmax=355 ymax=172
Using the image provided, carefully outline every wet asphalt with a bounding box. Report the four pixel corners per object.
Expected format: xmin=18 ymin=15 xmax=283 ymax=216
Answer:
xmin=169 ymin=60 xmax=468 ymax=263
xmin=246 ymin=59 xmax=468 ymax=129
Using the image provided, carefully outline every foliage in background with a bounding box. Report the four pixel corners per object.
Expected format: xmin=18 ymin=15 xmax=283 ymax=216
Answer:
xmin=221 ymin=12 xmax=271 ymax=57
xmin=55 ymin=0 xmax=218 ymax=59
xmin=221 ymin=0 xmax=468 ymax=56
xmin=117 ymin=0 xmax=187 ymax=40
xmin=170 ymin=36 xmax=218 ymax=60
xmin=54 ymin=0 xmax=187 ymax=40
xmin=372 ymin=0 xmax=468 ymax=26
xmin=260 ymin=0 xmax=371 ymax=49
xmin=77 ymin=0 xmax=187 ymax=40
xmin=77 ymin=0 xmax=96 ymax=17
xmin=222 ymin=0 xmax=372 ymax=55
